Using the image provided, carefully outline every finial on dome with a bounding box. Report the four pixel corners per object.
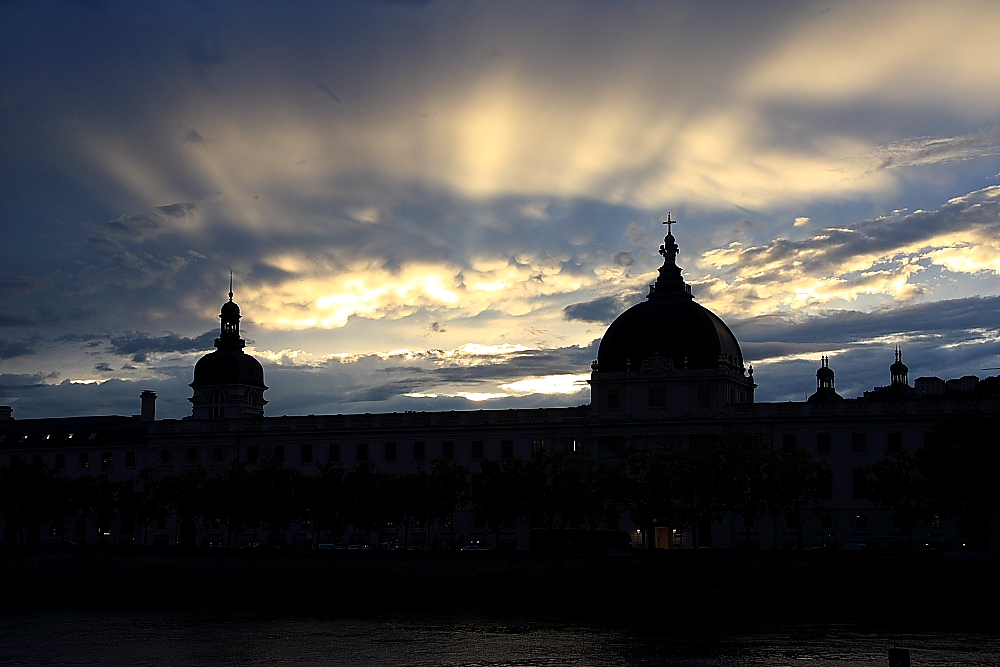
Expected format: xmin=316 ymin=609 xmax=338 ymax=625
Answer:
xmin=229 ymin=272 xmax=234 ymax=302
xmin=662 ymin=212 xmax=677 ymax=237
xmin=649 ymin=213 xmax=691 ymax=298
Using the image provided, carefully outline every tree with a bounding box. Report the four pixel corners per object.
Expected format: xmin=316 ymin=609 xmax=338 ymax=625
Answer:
xmin=768 ymin=444 xmax=826 ymax=549
xmin=165 ymin=467 xmax=208 ymax=546
xmin=473 ymin=458 xmax=528 ymax=544
xmin=135 ymin=467 xmax=172 ymax=546
xmin=312 ymin=462 xmax=349 ymax=545
xmin=623 ymin=447 xmax=674 ymax=549
xmin=0 ymin=457 xmax=64 ymax=542
xmin=867 ymin=447 xmax=927 ymax=549
xmin=717 ymin=433 xmax=776 ymax=549
xmin=253 ymin=452 xmax=307 ymax=546
xmin=428 ymin=458 xmax=470 ymax=548
xmin=918 ymin=418 xmax=1000 ymax=549
xmin=664 ymin=438 xmax=726 ymax=548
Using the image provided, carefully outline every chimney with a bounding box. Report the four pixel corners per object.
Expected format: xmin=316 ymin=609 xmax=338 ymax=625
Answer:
xmin=0 ymin=406 xmax=12 ymax=421
xmin=140 ymin=391 xmax=157 ymax=422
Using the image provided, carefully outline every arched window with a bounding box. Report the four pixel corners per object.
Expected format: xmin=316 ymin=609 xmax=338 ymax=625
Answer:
xmin=247 ymin=390 xmax=260 ymax=408
xmin=208 ymin=390 xmax=225 ymax=419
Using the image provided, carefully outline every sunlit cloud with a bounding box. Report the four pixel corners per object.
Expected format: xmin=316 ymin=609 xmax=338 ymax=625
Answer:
xmin=500 ymin=374 xmax=590 ymax=395
xmin=699 ymin=186 xmax=1000 ymax=316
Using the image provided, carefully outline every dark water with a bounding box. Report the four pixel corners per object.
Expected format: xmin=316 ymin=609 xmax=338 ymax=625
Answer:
xmin=1 ymin=608 xmax=996 ymax=666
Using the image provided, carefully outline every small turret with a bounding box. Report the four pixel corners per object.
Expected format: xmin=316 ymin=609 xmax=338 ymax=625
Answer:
xmin=808 ymin=356 xmax=843 ymax=402
xmin=890 ymin=347 xmax=909 ymax=386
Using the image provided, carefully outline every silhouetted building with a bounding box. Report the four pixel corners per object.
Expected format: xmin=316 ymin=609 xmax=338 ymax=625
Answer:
xmin=808 ymin=356 xmax=843 ymax=403
xmin=2 ymin=226 xmax=997 ymax=552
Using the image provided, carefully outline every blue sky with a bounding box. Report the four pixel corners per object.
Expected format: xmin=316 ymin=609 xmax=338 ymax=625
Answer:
xmin=2 ymin=0 xmax=1000 ymax=419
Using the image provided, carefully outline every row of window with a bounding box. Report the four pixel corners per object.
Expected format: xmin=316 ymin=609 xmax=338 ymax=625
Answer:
xmin=782 ymin=431 xmax=904 ymax=454
xmin=29 ymin=451 xmax=138 ymax=471
xmin=606 ymin=387 xmax=713 ymax=409
xmin=814 ymin=467 xmax=877 ymax=501
xmin=236 ymin=439 xmax=541 ymax=465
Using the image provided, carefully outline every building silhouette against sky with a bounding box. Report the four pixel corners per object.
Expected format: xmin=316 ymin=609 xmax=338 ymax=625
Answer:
xmin=1 ymin=224 xmax=995 ymax=551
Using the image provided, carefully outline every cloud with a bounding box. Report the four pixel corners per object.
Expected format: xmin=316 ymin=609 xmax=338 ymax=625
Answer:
xmin=563 ymin=296 xmax=624 ymax=324
xmin=0 ymin=340 xmax=36 ymax=360
xmin=794 ymin=217 xmax=809 ymax=227
xmin=101 ymin=202 xmax=200 ymax=241
xmin=612 ymin=250 xmax=635 ymax=267
xmin=0 ymin=314 xmax=36 ymax=328
xmin=700 ymin=186 xmax=1000 ymax=315
xmin=108 ymin=330 xmax=216 ymax=362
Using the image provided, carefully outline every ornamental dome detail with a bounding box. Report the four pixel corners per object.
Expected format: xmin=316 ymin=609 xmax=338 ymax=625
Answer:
xmin=189 ymin=282 xmax=267 ymax=419
xmin=596 ymin=221 xmax=744 ymax=374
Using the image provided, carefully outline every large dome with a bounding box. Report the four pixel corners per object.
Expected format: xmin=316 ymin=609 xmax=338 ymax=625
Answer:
xmin=596 ymin=229 xmax=744 ymax=374
xmin=191 ymin=295 xmax=266 ymax=389
xmin=192 ymin=348 xmax=266 ymax=388
xmin=598 ymin=297 xmax=743 ymax=373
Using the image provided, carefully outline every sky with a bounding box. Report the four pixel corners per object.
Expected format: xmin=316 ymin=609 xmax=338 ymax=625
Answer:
xmin=2 ymin=0 xmax=1000 ymax=420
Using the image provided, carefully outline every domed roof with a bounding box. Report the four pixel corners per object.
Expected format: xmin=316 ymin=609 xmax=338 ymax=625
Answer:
xmin=192 ymin=348 xmax=266 ymax=388
xmin=191 ymin=290 xmax=266 ymax=389
xmin=220 ymin=299 xmax=241 ymax=318
xmin=598 ymin=297 xmax=743 ymax=373
xmin=596 ymin=228 xmax=743 ymax=373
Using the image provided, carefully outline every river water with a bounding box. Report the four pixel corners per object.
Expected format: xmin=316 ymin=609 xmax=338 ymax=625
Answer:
xmin=1 ymin=607 xmax=996 ymax=666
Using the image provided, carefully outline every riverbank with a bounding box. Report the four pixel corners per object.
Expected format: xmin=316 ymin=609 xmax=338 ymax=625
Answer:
xmin=2 ymin=546 xmax=995 ymax=615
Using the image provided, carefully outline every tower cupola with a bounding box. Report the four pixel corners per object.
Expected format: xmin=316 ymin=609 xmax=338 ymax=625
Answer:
xmin=890 ymin=347 xmax=909 ymax=386
xmin=189 ymin=280 xmax=267 ymax=420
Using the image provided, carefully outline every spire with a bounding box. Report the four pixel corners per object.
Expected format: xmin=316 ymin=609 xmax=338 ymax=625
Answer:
xmin=217 ymin=280 xmax=244 ymax=350
xmin=890 ymin=346 xmax=909 ymax=385
xmin=817 ymin=355 xmax=835 ymax=389
xmin=648 ymin=213 xmax=692 ymax=299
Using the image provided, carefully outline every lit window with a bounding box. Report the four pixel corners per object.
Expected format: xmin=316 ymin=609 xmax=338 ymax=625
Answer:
xmin=532 ymin=439 xmax=545 ymax=458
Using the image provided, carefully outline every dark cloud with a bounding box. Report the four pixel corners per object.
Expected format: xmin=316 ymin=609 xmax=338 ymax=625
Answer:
xmin=731 ymin=295 xmax=1000 ymax=345
xmin=0 ymin=279 xmax=34 ymax=298
xmin=176 ymin=125 xmax=205 ymax=144
xmin=0 ymin=314 xmax=36 ymax=327
xmin=612 ymin=250 xmax=635 ymax=267
xmin=102 ymin=203 xmax=198 ymax=240
xmin=563 ymin=296 xmax=623 ymax=323
xmin=94 ymin=361 xmax=113 ymax=372
xmin=0 ymin=340 xmax=36 ymax=359
xmin=316 ymin=83 xmax=341 ymax=102
xmin=108 ymin=330 xmax=216 ymax=362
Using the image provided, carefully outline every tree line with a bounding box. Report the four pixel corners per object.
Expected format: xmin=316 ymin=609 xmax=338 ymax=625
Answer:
xmin=0 ymin=433 xmax=833 ymax=548
xmin=866 ymin=417 xmax=1000 ymax=549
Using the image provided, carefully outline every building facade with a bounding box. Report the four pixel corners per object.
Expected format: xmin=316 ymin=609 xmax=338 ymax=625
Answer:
xmin=1 ymin=229 xmax=994 ymax=551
